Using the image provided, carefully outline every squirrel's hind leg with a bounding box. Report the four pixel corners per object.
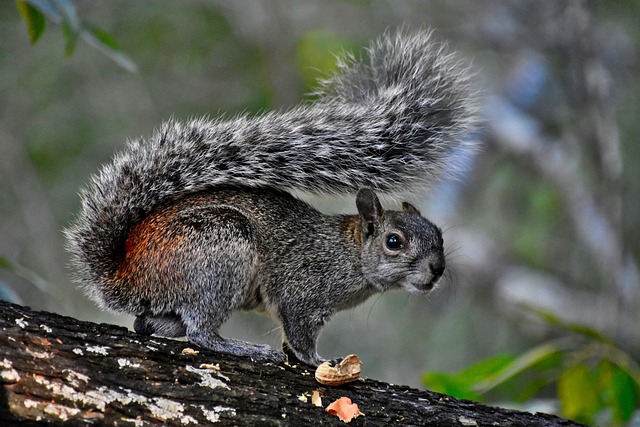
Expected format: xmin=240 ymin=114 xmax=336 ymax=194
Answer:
xmin=188 ymin=331 xmax=286 ymax=364
xmin=134 ymin=313 xmax=186 ymax=337
xmin=175 ymin=202 xmax=285 ymax=364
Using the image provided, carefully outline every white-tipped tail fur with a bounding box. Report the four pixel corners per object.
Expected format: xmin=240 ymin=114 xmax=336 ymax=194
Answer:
xmin=65 ymin=29 xmax=477 ymax=298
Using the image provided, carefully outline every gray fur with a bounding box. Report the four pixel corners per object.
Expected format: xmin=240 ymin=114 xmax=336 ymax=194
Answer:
xmin=64 ymin=30 xmax=477 ymax=365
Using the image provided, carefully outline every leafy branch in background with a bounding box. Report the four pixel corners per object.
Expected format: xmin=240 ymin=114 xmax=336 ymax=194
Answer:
xmin=423 ymin=307 xmax=640 ymax=426
xmin=16 ymin=0 xmax=137 ymax=72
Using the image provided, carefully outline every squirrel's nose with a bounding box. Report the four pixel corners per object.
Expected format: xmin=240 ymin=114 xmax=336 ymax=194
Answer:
xmin=430 ymin=260 xmax=445 ymax=279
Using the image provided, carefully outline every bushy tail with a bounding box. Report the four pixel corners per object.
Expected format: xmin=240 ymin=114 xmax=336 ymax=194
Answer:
xmin=65 ymin=29 xmax=477 ymax=298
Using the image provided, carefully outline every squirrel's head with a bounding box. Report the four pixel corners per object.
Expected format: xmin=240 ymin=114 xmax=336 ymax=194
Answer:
xmin=355 ymin=188 xmax=445 ymax=294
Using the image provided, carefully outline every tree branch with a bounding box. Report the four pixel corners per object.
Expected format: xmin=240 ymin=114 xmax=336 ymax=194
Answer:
xmin=0 ymin=300 xmax=582 ymax=426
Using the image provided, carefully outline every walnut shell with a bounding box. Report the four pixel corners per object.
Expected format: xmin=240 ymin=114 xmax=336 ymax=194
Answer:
xmin=315 ymin=354 xmax=363 ymax=386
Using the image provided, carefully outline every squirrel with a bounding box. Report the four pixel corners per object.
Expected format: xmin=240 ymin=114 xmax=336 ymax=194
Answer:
xmin=65 ymin=30 xmax=477 ymax=366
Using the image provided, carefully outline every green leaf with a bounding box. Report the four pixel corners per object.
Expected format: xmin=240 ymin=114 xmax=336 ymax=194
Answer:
xmin=558 ymin=362 xmax=603 ymax=424
xmin=86 ymin=25 xmax=121 ymax=51
xmin=422 ymin=372 xmax=481 ymax=401
xmin=516 ymin=374 xmax=557 ymax=402
xmin=458 ymin=354 xmax=517 ymax=383
xmin=81 ymin=25 xmax=138 ymax=73
xmin=522 ymin=304 xmax=612 ymax=344
xmin=473 ymin=343 xmax=565 ymax=394
xmin=605 ymin=362 xmax=640 ymax=424
xmin=61 ymin=19 xmax=78 ymax=57
xmin=16 ymin=0 xmax=46 ymax=43
xmin=423 ymin=354 xmax=515 ymax=401
xmin=606 ymin=344 xmax=640 ymax=390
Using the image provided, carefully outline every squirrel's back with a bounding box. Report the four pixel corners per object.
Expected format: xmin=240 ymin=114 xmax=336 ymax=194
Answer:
xmin=65 ymin=30 xmax=477 ymax=303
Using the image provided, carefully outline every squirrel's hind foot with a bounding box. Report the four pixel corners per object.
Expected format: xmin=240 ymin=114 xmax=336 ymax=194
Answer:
xmin=188 ymin=330 xmax=286 ymax=364
xmin=134 ymin=313 xmax=187 ymax=337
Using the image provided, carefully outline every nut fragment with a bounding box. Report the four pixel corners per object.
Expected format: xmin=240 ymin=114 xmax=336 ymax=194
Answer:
xmin=199 ymin=363 xmax=220 ymax=371
xmin=311 ymin=390 xmax=323 ymax=407
xmin=326 ymin=396 xmax=364 ymax=422
xmin=315 ymin=354 xmax=362 ymax=386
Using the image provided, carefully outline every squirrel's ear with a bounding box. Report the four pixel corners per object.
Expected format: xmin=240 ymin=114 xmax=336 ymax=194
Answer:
xmin=402 ymin=202 xmax=421 ymax=216
xmin=356 ymin=188 xmax=383 ymax=238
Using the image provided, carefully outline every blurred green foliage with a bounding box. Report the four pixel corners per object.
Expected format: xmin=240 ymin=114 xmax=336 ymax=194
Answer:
xmin=513 ymin=182 xmax=564 ymax=270
xmin=17 ymin=0 xmax=136 ymax=70
xmin=423 ymin=308 xmax=640 ymax=425
xmin=296 ymin=31 xmax=359 ymax=95
xmin=485 ymin=162 xmax=565 ymax=270
xmin=16 ymin=0 xmax=45 ymax=43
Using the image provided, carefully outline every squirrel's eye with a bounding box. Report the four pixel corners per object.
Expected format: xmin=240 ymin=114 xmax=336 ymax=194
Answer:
xmin=385 ymin=233 xmax=404 ymax=251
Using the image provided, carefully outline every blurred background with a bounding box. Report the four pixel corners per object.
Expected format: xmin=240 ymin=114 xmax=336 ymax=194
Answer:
xmin=1 ymin=0 xmax=639 ymax=422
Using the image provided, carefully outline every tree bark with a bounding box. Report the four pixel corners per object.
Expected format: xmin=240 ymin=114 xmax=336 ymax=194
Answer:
xmin=0 ymin=300 xmax=583 ymax=426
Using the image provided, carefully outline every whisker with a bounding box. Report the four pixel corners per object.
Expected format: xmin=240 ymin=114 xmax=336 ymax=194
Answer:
xmin=366 ymin=291 xmax=387 ymax=327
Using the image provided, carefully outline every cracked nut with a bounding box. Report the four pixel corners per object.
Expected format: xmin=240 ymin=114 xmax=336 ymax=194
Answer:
xmin=315 ymin=354 xmax=362 ymax=386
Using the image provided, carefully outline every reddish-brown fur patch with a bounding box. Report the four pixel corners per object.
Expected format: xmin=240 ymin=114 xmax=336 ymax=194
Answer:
xmin=343 ymin=215 xmax=363 ymax=247
xmin=114 ymin=203 xmax=192 ymax=299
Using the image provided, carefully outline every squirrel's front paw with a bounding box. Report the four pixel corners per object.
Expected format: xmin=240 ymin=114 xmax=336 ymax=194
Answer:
xmin=282 ymin=341 xmax=324 ymax=367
